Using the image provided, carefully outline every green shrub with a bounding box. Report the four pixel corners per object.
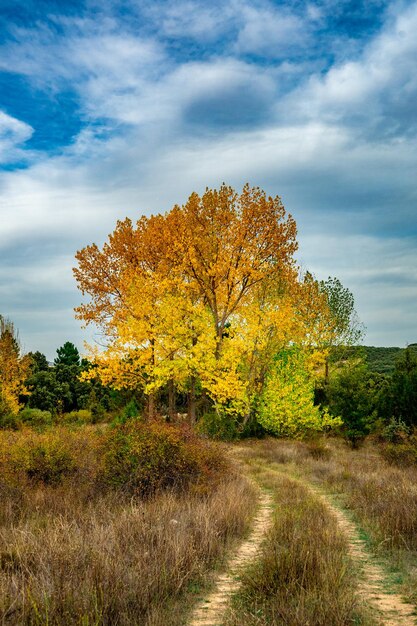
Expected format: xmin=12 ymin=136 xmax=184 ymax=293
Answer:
xmin=382 ymin=417 xmax=410 ymax=443
xmin=25 ymin=440 xmax=76 ymax=484
xmin=196 ymin=411 xmax=239 ymax=440
xmin=0 ymin=412 xmax=20 ymax=430
xmin=19 ymin=408 xmax=53 ymax=429
xmin=101 ymin=420 xmax=227 ymax=497
xmin=122 ymin=399 xmax=140 ymax=419
xmin=61 ymin=409 xmax=93 ymax=425
xmin=380 ymin=443 xmax=417 ymax=467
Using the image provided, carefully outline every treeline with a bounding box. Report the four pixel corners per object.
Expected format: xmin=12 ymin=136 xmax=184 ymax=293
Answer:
xmin=318 ymin=345 xmax=417 ymax=446
xmin=2 ymin=184 xmax=416 ymax=447
xmin=1 ymin=318 xmax=417 ymax=450
xmin=364 ymin=344 xmax=417 ymax=375
xmin=0 ymin=331 xmax=140 ymax=428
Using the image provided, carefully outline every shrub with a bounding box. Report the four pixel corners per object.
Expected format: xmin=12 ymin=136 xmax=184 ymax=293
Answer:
xmin=197 ymin=410 xmax=239 ymax=440
xmin=19 ymin=407 xmax=53 ymax=429
xmin=122 ymin=399 xmax=140 ymax=419
xmin=380 ymin=443 xmax=417 ymax=468
xmin=61 ymin=409 xmax=93 ymax=424
xmin=101 ymin=420 xmax=228 ymax=497
xmin=0 ymin=428 xmax=99 ymax=489
xmin=0 ymin=412 xmax=20 ymax=430
xmin=382 ymin=417 xmax=410 ymax=443
xmin=25 ymin=440 xmax=76 ymax=484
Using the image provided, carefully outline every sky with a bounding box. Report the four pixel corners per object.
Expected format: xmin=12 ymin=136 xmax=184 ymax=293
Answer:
xmin=0 ymin=0 xmax=416 ymax=359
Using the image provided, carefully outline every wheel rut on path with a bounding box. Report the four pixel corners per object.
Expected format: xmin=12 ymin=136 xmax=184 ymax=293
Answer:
xmin=188 ymin=490 xmax=274 ymax=626
xmin=308 ymin=482 xmax=417 ymax=625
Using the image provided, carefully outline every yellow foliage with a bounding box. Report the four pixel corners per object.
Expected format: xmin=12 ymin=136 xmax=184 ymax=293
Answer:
xmin=74 ymin=184 xmax=339 ymax=423
xmin=0 ymin=316 xmax=29 ymax=415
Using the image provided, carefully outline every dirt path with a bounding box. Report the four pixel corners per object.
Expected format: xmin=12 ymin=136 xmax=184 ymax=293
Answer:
xmin=188 ymin=490 xmax=274 ymax=626
xmin=306 ymin=482 xmax=417 ymax=625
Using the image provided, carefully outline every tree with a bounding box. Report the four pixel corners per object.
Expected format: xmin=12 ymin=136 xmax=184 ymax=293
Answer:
xmin=27 ymin=351 xmax=50 ymax=373
xmin=54 ymin=342 xmax=81 ymax=367
xmin=0 ymin=316 xmax=29 ymax=415
xmin=258 ymin=347 xmax=340 ymax=437
xmin=319 ymin=277 xmax=364 ymax=347
xmin=25 ymin=368 xmax=71 ymax=414
xmin=74 ymin=184 xmax=300 ymax=421
xmin=389 ymin=348 xmax=417 ymax=426
xmin=325 ymin=361 xmax=378 ymax=447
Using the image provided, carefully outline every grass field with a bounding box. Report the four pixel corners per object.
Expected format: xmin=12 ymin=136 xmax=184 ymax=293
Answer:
xmin=0 ymin=424 xmax=256 ymax=625
xmin=3 ymin=427 xmax=417 ymax=625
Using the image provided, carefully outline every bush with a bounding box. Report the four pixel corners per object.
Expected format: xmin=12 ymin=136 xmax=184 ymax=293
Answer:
xmin=19 ymin=407 xmax=53 ymax=429
xmin=101 ymin=420 xmax=228 ymax=497
xmin=0 ymin=428 xmax=100 ymax=489
xmin=0 ymin=412 xmax=20 ymax=430
xmin=382 ymin=417 xmax=410 ymax=443
xmin=25 ymin=441 xmax=76 ymax=484
xmin=380 ymin=443 xmax=417 ymax=468
xmin=60 ymin=409 xmax=93 ymax=425
xmin=122 ymin=399 xmax=140 ymax=419
xmin=197 ymin=410 xmax=239 ymax=440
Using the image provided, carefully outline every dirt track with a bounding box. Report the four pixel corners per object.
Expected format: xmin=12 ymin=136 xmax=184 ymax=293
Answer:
xmin=188 ymin=489 xmax=273 ymax=626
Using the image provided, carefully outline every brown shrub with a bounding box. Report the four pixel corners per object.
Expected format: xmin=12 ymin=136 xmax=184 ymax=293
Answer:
xmin=0 ymin=423 xmax=256 ymax=625
xmin=100 ymin=420 xmax=228 ymax=497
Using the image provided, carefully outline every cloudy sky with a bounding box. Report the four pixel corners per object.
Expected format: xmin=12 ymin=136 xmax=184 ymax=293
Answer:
xmin=0 ymin=0 xmax=416 ymax=358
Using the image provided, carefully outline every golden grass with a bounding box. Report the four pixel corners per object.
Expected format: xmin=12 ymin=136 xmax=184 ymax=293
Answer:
xmin=239 ymin=437 xmax=417 ymax=608
xmin=0 ymin=426 xmax=257 ymax=625
xmin=224 ymin=458 xmax=371 ymax=626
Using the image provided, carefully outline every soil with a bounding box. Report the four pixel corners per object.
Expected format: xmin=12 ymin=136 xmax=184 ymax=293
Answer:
xmin=187 ymin=489 xmax=274 ymax=626
xmin=314 ymin=486 xmax=417 ymax=625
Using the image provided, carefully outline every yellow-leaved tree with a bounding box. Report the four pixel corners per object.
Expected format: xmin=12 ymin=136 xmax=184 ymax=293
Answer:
xmin=258 ymin=346 xmax=341 ymax=438
xmin=74 ymin=184 xmax=342 ymax=436
xmin=0 ymin=316 xmax=29 ymax=416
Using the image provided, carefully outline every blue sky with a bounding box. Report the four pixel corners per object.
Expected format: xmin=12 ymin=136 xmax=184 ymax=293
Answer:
xmin=1 ymin=0 xmax=416 ymax=358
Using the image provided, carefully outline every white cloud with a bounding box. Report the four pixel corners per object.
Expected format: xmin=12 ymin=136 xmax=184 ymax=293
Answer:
xmin=0 ymin=111 xmax=33 ymax=163
xmin=285 ymin=1 xmax=417 ymax=132
xmin=142 ymin=1 xmax=235 ymax=41
xmin=234 ymin=3 xmax=308 ymax=56
xmin=1 ymin=0 xmax=417 ymax=351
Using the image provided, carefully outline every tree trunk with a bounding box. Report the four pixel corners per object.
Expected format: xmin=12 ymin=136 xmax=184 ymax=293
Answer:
xmin=188 ymin=376 xmax=196 ymax=425
xmin=147 ymin=391 xmax=156 ymax=419
xmin=168 ymin=378 xmax=175 ymax=422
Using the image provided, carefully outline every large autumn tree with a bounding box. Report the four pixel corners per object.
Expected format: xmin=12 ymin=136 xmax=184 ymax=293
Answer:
xmin=74 ymin=184 xmax=302 ymax=418
xmin=75 ymin=183 xmax=342 ymax=434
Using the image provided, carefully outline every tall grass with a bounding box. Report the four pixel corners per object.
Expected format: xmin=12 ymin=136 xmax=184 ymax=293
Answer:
xmin=241 ymin=437 xmax=417 ymax=607
xmin=0 ymin=425 xmax=257 ymax=625
xmin=224 ymin=472 xmax=369 ymax=625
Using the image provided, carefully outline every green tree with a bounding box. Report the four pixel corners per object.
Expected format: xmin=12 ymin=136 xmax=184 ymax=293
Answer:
xmin=319 ymin=277 xmax=364 ymax=348
xmin=389 ymin=348 xmax=417 ymax=426
xmin=258 ymin=347 xmax=340 ymax=438
xmin=326 ymin=362 xmax=378 ymax=447
xmin=27 ymin=351 xmax=50 ymax=373
xmin=54 ymin=342 xmax=80 ymax=367
xmin=25 ymin=369 xmax=71 ymax=414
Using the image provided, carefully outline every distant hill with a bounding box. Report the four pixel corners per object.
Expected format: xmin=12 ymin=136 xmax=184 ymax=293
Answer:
xmin=363 ymin=344 xmax=417 ymax=375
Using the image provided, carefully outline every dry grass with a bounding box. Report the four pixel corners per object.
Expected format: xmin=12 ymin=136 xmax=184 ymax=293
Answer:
xmin=239 ymin=437 xmax=417 ymax=607
xmin=224 ymin=469 xmax=370 ymax=626
xmin=0 ymin=427 xmax=257 ymax=625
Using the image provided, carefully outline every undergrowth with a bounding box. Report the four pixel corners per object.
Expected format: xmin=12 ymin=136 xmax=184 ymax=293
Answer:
xmin=240 ymin=437 xmax=417 ymax=611
xmin=0 ymin=422 xmax=256 ymax=625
